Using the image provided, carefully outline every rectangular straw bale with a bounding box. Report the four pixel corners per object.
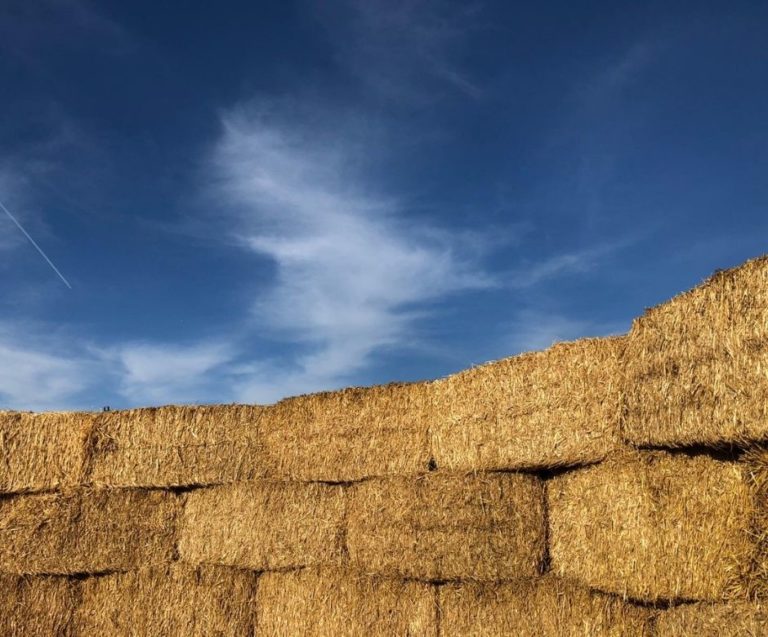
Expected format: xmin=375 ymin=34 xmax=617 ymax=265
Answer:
xmin=256 ymin=567 xmax=437 ymax=636
xmin=74 ymin=563 xmax=258 ymax=636
xmin=624 ymin=256 xmax=768 ymax=447
xmin=88 ymin=405 xmax=264 ymax=488
xmin=178 ymin=481 xmax=345 ymax=570
xmin=0 ymin=574 xmax=77 ymax=636
xmin=655 ymin=601 xmax=768 ymax=636
xmin=347 ymin=472 xmax=545 ymax=580
xmin=0 ymin=488 xmax=179 ymax=574
xmin=439 ymin=576 xmax=652 ymax=636
xmin=0 ymin=411 xmax=93 ymax=493
xmin=431 ymin=337 xmax=625 ymax=472
xmin=549 ymin=451 xmax=755 ymax=602
xmin=257 ymin=382 xmax=433 ymax=481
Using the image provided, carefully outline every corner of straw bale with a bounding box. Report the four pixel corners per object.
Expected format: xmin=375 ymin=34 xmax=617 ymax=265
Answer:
xmin=0 ymin=574 xmax=77 ymax=636
xmin=347 ymin=471 xmax=545 ymax=581
xmin=256 ymin=381 xmax=435 ymax=481
xmin=548 ymin=450 xmax=756 ymax=602
xmin=439 ymin=575 xmax=653 ymax=636
xmin=0 ymin=488 xmax=181 ymax=574
xmin=431 ymin=335 xmax=626 ymax=472
xmin=74 ymin=563 xmax=259 ymax=636
xmin=87 ymin=404 xmax=264 ymax=488
xmin=256 ymin=567 xmax=437 ymax=636
xmin=654 ymin=601 xmax=768 ymax=636
xmin=178 ymin=480 xmax=346 ymax=570
xmin=0 ymin=411 xmax=95 ymax=494
xmin=623 ymin=256 xmax=768 ymax=447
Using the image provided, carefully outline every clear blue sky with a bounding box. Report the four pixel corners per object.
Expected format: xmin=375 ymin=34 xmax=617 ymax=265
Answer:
xmin=1 ymin=1 xmax=766 ymax=410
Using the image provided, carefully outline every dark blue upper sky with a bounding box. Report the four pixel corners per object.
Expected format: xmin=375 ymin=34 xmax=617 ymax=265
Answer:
xmin=1 ymin=0 xmax=766 ymax=410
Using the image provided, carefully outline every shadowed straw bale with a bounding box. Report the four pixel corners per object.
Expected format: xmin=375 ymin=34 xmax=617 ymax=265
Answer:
xmin=549 ymin=451 xmax=755 ymax=602
xmin=178 ymin=481 xmax=345 ymax=570
xmin=439 ymin=576 xmax=652 ymax=636
xmin=257 ymin=382 xmax=434 ymax=481
xmin=431 ymin=337 xmax=624 ymax=472
xmin=88 ymin=405 xmax=264 ymax=488
xmin=347 ymin=472 xmax=544 ymax=580
xmin=0 ymin=574 xmax=77 ymax=636
xmin=624 ymin=256 xmax=768 ymax=447
xmin=0 ymin=411 xmax=94 ymax=494
xmin=74 ymin=563 xmax=258 ymax=636
xmin=0 ymin=488 xmax=180 ymax=574
xmin=655 ymin=601 xmax=768 ymax=636
xmin=256 ymin=567 xmax=437 ymax=636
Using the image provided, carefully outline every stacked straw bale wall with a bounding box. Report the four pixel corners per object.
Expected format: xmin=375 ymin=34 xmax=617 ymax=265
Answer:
xmin=2 ymin=255 xmax=768 ymax=635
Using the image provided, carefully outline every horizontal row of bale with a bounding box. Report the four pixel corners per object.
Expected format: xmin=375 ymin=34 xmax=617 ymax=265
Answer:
xmin=3 ymin=257 xmax=767 ymax=494
xmin=2 ymin=450 xmax=768 ymax=604
xmin=4 ymin=565 xmax=768 ymax=636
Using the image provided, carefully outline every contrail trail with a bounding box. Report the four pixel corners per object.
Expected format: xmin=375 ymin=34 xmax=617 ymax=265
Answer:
xmin=0 ymin=198 xmax=72 ymax=289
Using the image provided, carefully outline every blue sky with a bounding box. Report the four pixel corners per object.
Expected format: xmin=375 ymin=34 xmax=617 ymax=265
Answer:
xmin=1 ymin=1 xmax=766 ymax=410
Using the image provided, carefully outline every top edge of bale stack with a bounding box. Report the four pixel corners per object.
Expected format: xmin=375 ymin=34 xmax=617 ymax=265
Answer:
xmin=624 ymin=254 xmax=768 ymax=448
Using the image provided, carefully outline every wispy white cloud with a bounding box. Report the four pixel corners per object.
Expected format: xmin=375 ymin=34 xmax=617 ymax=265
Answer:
xmin=211 ymin=105 xmax=492 ymax=401
xmin=314 ymin=0 xmax=483 ymax=101
xmin=103 ymin=341 xmax=236 ymax=405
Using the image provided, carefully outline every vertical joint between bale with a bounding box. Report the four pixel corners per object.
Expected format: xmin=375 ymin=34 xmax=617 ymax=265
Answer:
xmin=539 ymin=479 xmax=551 ymax=576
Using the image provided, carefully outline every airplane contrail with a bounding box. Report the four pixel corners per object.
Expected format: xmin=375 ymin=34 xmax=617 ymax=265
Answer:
xmin=0 ymin=198 xmax=72 ymax=289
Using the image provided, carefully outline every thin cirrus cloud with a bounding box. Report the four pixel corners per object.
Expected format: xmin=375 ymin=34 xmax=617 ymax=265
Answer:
xmin=210 ymin=105 xmax=494 ymax=402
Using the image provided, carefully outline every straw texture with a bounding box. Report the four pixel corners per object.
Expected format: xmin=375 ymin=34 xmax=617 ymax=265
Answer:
xmin=432 ymin=337 xmax=624 ymax=472
xmin=178 ymin=481 xmax=346 ymax=570
xmin=257 ymin=382 xmax=433 ymax=481
xmin=256 ymin=567 xmax=437 ymax=636
xmin=347 ymin=472 xmax=544 ymax=581
xmin=549 ymin=451 xmax=755 ymax=602
xmin=74 ymin=563 xmax=258 ymax=636
xmin=624 ymin=256 xmax=768 ymax=447
xmin=0 ymin=411 xmax=93 ymax=494
xmin=0 ymin=574 xmax=76 ymax=636
xmin=654 ymin=601 xmax=768 ymax=636
xmin=88 ymin=405 xmax=264 ymax=488
xmin=439 ymin=576 xmax=652 ymax=636
xmin=0 ymin=488 xmax=180 ymax=574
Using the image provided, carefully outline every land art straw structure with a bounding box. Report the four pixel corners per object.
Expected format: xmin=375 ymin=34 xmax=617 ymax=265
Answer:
xmin=2 ymin=255 xmax=768 ymax=635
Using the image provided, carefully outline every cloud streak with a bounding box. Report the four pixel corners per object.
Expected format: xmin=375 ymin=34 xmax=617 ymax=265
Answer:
xmin=212 ymin=105 xmax=492 ymax=401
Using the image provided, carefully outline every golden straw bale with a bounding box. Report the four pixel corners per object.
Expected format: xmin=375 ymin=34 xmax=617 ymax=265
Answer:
xmin=549 ymin=451 xmax=755 ymax=602
xmin=88 ymin=405 xmax=264 ymax=488
xmin=431 ymin=337 xmax=625 ymax=472
xmin=655 ymin=601 xmax=768 ymax=636
xmin=439 ymin=576 xmax=652 ymax=637
xmin=256 ymin=382 xmax=434 ymax=482
xmin=256 ymin=567 xmax=437 ymax=636
xmin=347 ymin=472 xmax=544 ymax=581
xmin=623 ymin=256 xmax=768 ymax=447
xmin=0 ymin=411 xmax=93 ymax=494
xmin=0 ymin=488 xmax=180 ymax=574
xmin=74 ymin=563 xmax=258 ymax=636
xmin=178 ymin=481 xmax=346 ymax=570
xmin=0 ymin=574 xmax=77 ymax=636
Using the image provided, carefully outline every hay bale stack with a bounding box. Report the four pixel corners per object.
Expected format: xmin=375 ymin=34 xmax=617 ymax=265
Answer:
xmin=0 ymin=574 xmax=77 ymax=636
xmin=549 ymin=451 xmax=755 ymax=602
xmin=439 ymin=576 xmax=652 ymax=636
xmin=0 ymin=411 xmax=93 ymax=494
xmin=347 ymin=472 xmax=544 ymax=581
xmin=431 ymin=337 xmax=624 ymax=472
xmin=0 ymin=489 xmax=180 ymax=574
xmin=654 ymin=602 xmax=768 ymax=636
xmin=624 ymin=256 xmax=768 ymax=447
xmin=74 ymin=563 xmax=258 ymax=636
xmin=257 ymin=382 xmax=433 ymax=482
xmin=88 ymin=405 xmax=264 ymax=488
xmin=178 ymin=481 xmax=346 ymax=570
xmin=256 ymin=567 xmax=437 ymax=636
